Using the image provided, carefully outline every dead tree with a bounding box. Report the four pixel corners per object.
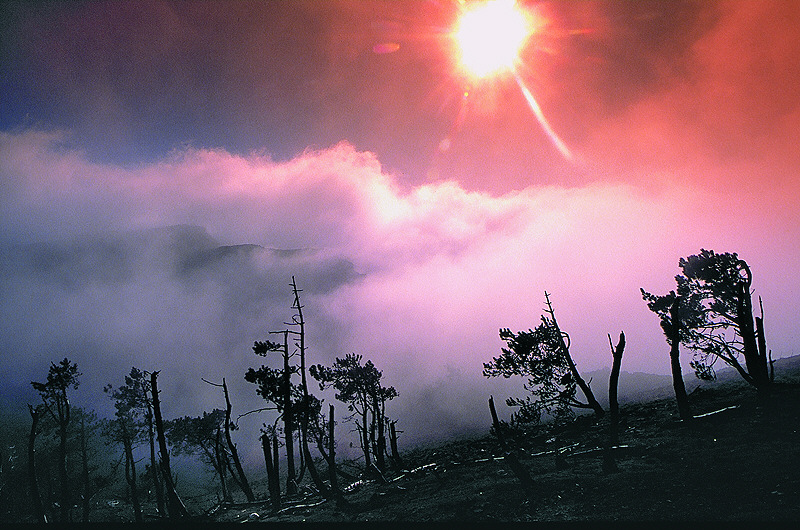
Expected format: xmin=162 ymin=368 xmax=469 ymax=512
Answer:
xmin=327 ymin=404 xmax=347 ymax=507
xmin=545 ymin=293 xmax=605 ymax=419
xmin=288 ymin=277 xmax=329 ymax=498
xmin=150 ymin=371 xmax=188 ymax=518
xmin=604 ymin=331 xmax=626 ymax=473
xmin=389 ymin=421 xmax=403 ymax=470
xmin=608 ymin=331 xmax=626 ymax=444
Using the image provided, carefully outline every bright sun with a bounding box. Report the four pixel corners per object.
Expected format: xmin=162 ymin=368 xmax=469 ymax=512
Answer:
xmin=455 ymin=0 xmax=532 ymax=78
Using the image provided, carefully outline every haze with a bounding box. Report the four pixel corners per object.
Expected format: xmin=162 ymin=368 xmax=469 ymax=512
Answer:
xmin=1 ymin=1 xmax=799 ymax=458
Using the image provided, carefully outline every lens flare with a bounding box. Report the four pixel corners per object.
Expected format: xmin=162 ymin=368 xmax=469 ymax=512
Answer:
xmin=514 ymin=72 xmax=573 ymax=161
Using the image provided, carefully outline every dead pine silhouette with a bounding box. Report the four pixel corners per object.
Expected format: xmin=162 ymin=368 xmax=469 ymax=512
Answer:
xmin=201 ymin=377 xmax=255 ymax=502
xmin=604 ymin=331 xmax=626 ymax=473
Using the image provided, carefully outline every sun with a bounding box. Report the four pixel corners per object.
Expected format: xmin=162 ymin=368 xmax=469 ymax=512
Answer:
xmin=455 ymin=0 xmax=532 ymax=78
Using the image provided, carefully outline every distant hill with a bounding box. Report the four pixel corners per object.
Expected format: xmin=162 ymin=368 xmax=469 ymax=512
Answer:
xmin=585 ymin=354 xmax=800 ymax=407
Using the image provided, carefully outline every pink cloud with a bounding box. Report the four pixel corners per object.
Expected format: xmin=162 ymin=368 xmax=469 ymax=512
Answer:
xmin=2 ymin=129 xmax=799 ymax=446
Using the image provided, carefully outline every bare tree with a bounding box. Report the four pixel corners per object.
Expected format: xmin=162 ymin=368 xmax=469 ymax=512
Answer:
xmin=608 ymin=331 xmax=626 ymax=444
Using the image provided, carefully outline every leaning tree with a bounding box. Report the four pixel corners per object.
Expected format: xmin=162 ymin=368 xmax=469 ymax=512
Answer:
xmin=642 ymin=249 xmax=773 ymax=393
xmin=484 ymin=292 xmax=604 ymax=428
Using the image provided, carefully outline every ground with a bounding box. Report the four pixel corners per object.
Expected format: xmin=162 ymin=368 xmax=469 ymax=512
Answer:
xmin=200 ymin=375 xmax=800 ymax=523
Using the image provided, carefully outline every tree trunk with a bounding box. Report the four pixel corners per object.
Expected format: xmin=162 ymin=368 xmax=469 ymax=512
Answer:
xmin=280 ymin=333 xmax=297 ymax=496
xmin=121 ymin=419 xmax=143 ymax=523
xmin=669 ymin=299 xmax=692 ymax=421
xmin=58 ymin=413 xmax=69 ymax=522
xmin=262 ymin=434 xmax=281 ymax=511
xmin=755 ymin=314 xmax=771 ymax=387
xmin=374 ymin=396 xmax=386 ymax=474
xmin=608 ymin=331 xmax=626 ymax=444
xmin=80 ymin=416 xmax=91 ymax=522
xmin=221 ymin=379 xmax=255 ymax=501
xmin=738 ymin=284 xmax=770 ymax=390
xmin=27 ymin=405 xmax=46 ymax=524
xmin=360 ymin=412 xmax=371 ymax=472
xmin=546 ymin=292 xmax=605 ymax=418
xmin=389 ymin=421 xmax=403 ymax=470
xmin=488 ymin=396 xmax=534 ymax=494
xmin=214 ymin=428 xmax=231 ymax=503
xmin=290 ymin=276 xmax=327 ymax=497
xmin=272 ymin=433 xmax=281 ymax=499
xmin=146 ymin=405 xmax=165 ymax=517
xmin=150 ymin=371 xmax=188 ymax=518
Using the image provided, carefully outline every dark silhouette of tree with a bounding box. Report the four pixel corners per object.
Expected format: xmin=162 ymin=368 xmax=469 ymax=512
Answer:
xmin=74 ymin=408 xmax=104 ymax=522
xmin=607 ymin=331 xmax=626 ymax=442
xmin=484 ymin=292 xmax=604 ymax=427
xmin=260 ymin=426 xmax=281 ymax=511
xmin=150 ymin=371 xmax=188 ymax=518
xmin=310 ymin=353 xmax=398 ymax=475
xmin=167 ymin=410 xmax=234 ymax=503
xmin=102 ymin=404 xmax=143 ymax=522
xmin=104 ymin=367 xmax=165 ymax=516
xmin=642 ymin=249 xmax=773 ymax=393
xmin=26 ymin=404 xmax=47 ymax=523
xmin=31 ymin=358 xmax=80 ymax=522
xmin=245 ymin=277 xmax=330 ymax=498
xmin=246 ymin=333 xmax=301 ymax=495
xmin=287 ymin=277 xmax=329 ymax=497
xmin=641 ymin=289 xmax=702 ymax=420
xmin=200 ymin=377 xmax=255 ymax=502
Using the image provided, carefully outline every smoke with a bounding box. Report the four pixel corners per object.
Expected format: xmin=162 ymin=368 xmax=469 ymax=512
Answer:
xmin=3 ymin=130 xmax=799 ymax=461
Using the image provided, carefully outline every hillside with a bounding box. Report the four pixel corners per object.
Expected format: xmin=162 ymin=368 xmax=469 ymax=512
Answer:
xmin=5 ymin=357 xmax=799 ymax=523
xmin=200 ymin=357 xmax=800 ymax=523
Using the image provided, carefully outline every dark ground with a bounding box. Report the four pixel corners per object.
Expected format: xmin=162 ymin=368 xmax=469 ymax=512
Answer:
xmin=200 ymin=373 xmax=800 ymax=523
xmin=6 ymin=364 xmax=799 ymax=525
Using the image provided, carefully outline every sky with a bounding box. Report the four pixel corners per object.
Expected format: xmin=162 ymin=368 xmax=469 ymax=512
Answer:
xmin=2 ymin=0 xmax=800 ymax=458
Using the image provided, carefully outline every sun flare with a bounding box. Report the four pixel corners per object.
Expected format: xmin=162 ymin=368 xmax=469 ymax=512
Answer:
xmin=455 ymin=0 xmax=532 ymax=78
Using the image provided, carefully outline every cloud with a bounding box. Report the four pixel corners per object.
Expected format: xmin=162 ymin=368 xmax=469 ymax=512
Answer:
xmin=2 ymin=129 xmax=799 ymax=456
xmin=570 ymin=0 xmax=800 ymax=191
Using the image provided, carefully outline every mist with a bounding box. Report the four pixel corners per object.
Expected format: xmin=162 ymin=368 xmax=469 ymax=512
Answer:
xmin=2 ymin=129 xmax=799 ymax=463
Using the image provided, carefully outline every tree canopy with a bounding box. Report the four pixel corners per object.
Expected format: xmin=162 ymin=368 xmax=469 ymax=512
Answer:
xmin=642 ymin=249 xmax=771 ymax=387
